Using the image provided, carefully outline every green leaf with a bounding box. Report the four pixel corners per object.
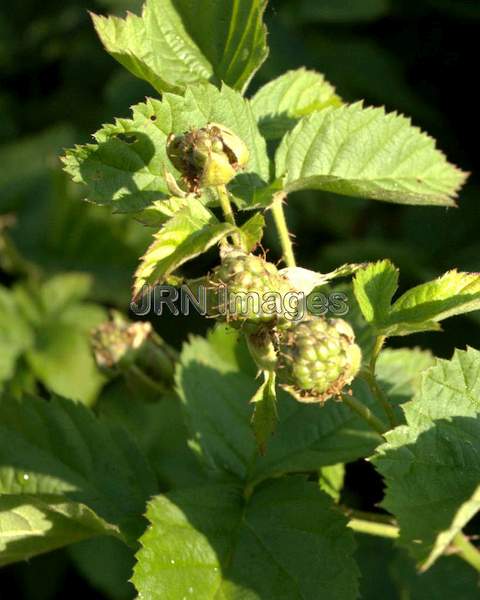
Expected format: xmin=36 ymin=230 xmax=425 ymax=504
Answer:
xmin=372 ymin=347 xmax=480 ymax=569
xmin=251 ymin=68 xmax=341 ymax=140
xmin=275 ymin=103 xmax=467 ymax=206
xmin=133 ymin=200 xmax=235 ymax=296
xmin=250 ymin=371 xmax=278 ymax=454
xmin=0 ymin=495 xmax=121 ymax=567
xmin=132 ymin=477 xmax=359 ymax=599
xmin=63 ymin=83 xmax=270 ymax=212
xmin=97 ymin=382 xmax=204 ymax=490
xmin=354 ymin=263 xmax=480 ymax=336
xmin=69 ymin=536 xmax=135 ymax=600
xmin=387 ymin=269 xmax=480 ymax=335
xmin=319 ymin=463 xmax=345 ymax=503
xmin=353 ymin=260 xmax=399 ymax=327
xmin=239 ymin=212 xmax=265 ymax=252
xmin=376 ymin=348 xmax=435 ymax=405
xmin=92 ymin=0 xmax=268 ymax=94
xmin=0 ymin=393 xmax=157 ymax=549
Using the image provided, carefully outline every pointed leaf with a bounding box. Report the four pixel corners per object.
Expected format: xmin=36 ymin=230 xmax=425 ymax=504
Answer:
xmin=386 ymin=270 xmax=480 ymax=335
xmin=0 ymin=495 xmax=121 ymax=567
xmin=353 ymin=260 xmax=399 ymax=328
xmin=92 ymin=0 xmax=268 ymax=94
xmin=250 ymin=371 xmax=278 ymax=454
xmin=275 ymin=103 xmax=467 ymax=206
xmin=239 ymin=212 xmax=265 ymax=252
xmin=251 ymin=68 xmax=341 ymax=140
xmin=133 ymin=200 xmax=235 ymax=296
xmin=132 ymin=477 xmax=359 ymax=599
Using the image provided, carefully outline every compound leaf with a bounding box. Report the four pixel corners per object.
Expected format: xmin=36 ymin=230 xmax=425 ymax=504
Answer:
xmin=354 ymin=263 xmax=480 ymax=337
xmin=275 ymin=103 xmax=467 ymax=206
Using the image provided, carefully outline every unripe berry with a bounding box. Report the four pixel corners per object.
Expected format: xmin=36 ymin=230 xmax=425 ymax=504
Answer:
xmin=276 ymin=317 xmax=361 ymax=403
xmin=166 ymin=123 xmax=249 ymax=192
xmin=209 ymin=248 xmax=294 ymax=327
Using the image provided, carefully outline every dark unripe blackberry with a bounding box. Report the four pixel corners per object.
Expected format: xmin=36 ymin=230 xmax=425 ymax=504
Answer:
xmin=277 ymin=317 xmax=361 ymax=403
xmin=209 ymin=249 xmax=294 ymax=326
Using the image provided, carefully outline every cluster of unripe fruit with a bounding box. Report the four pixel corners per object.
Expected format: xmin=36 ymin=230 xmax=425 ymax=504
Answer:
xmin=166 ymin=124 xmax=362 ymax=404
xmin=208 ymin=248 xmax=362 ymax=403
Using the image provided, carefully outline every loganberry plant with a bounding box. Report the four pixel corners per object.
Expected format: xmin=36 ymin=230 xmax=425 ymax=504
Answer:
xmin=2 ymin=1 xmax=480 ymax=598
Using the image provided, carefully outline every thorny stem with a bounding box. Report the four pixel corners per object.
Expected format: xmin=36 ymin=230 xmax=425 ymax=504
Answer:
xmin=341 ymin=393 xmax=388 ymax=436
xmin=216 ymin=184 xmax=242 ymax=248
xmin=452 ymin=533 xmax=480 ymax=573
xmin=271 ymin=193 xmax=296 ymax=267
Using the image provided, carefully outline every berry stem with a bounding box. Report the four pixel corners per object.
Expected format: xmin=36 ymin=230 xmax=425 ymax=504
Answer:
xmin=362 ymin=370 xmax=397 ymax=429
xmin=216 ymin=184 xmax=242 ymax=248
xmin=271 ymin=193 xmax=296 ymax=267
xmin=452 ymin=533 xmax=480 ymax=573
xmin=341 ymin=393 xmax=388 ymax=436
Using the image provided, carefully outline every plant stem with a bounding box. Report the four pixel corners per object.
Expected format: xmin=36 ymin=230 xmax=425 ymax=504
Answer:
xmin=341 ymin=393 xmax=388 ymax=436
xmin=348 ymin=518 xmax=399 ymax=539
xmin=452 ymin=533 xmax=480 ymax=572
xmin=370 ymin=335 xmax=386 ymax=373
xmin=217 ymin=184 xmax=242 ymax=247
xmin=271 ymin=193 xmax=296 ymax=267
xmin=362 ymin=371 xmax=397 ymax=429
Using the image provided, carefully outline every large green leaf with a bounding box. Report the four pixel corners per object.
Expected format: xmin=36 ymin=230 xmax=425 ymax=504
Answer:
xmin=251 ymin=68 xmax=341 ymax=140
xmin=353 ymin=262 xmax=480 ymax=336
xmin=0 ymin=495 xmax=120 ymax=567
xmin=176 ymin=332 xmax=418 ymax=484
xmin=0 ymin=393 xmax=157 ymax=552
xmin=133 ymin=200 xmax=235 ymax=296
xmin=372 ymin=347 xmax=480 ymax=569
xmin=275 ymin=103 xmax=467 ymax=206
xmin=92 ymin=0 xmax=268 ymax=94
xmin=132 ymin=477 xmax=359 ymax=599
xmin=63 ymin=83 xmax=270 ymax=212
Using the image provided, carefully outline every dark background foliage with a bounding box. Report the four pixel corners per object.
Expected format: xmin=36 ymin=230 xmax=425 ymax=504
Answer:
xmin=0 ymin=0 xmax=478 ymax=597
